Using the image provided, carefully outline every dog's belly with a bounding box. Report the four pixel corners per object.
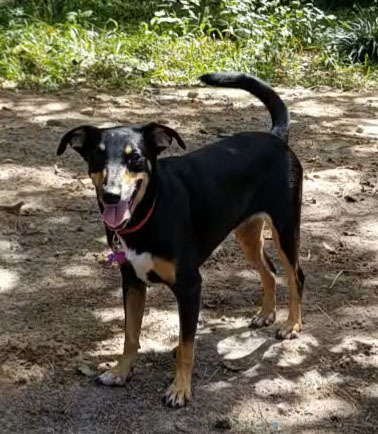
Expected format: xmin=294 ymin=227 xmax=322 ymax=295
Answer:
xmin=120 ymin=240 xmax=175 ymax=285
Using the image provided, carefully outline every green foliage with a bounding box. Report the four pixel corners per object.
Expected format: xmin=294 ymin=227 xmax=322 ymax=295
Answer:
xmin=0 ymin=19 xmax=255 ymax=89
xmin=314 ymin=0 xmax=372 ymax=10
xmin=0 ymin=1 xmax=377 ymax=90
xmin=0 ymin=22 xmax=151 ymax=89
xmin=330 ymin=4 xmax=378 ymax=64
xmin=151 ymin=0 xmax=333 ymax=45
xmin=0 ymin=0 xmax=161 ymax=24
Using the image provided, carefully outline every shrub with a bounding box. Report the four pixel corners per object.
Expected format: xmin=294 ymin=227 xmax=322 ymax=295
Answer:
xmin=330 ymin=4 xmax=378 ymax=64
xmin=149 ymin=0 xmax=336 ymax=77
xmin=150 ymin=0 xmax=334 ymax=45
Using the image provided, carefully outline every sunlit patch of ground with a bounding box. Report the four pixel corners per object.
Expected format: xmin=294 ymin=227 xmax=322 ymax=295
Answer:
xmin=0 ymin=85 xmax=377 ymax=433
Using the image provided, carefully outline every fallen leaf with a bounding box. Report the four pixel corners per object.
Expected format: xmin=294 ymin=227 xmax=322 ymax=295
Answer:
xmin=76 ymin=364 xmax=96 ymax=377
xmin=323 ymin=241 xmax=336 ymax=254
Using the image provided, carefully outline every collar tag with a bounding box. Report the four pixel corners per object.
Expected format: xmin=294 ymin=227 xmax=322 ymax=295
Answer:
xmin=106 ymin=251 xmax=127 ymax=265
xmin=106 ymin=234 xmax=127 ymax=265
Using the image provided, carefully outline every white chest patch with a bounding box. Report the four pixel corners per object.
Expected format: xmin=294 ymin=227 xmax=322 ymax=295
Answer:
xmin=119 ymin=239 xmax=153 ymax=283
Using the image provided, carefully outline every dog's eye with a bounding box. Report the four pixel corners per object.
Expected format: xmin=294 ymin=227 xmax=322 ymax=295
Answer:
xmin=129 ymin=152 xmax=140 ymax=161
xmin=126 ymin=152 xmax=145 ymax=171
xmin=126 ymin=152 xmax=141 ymax=164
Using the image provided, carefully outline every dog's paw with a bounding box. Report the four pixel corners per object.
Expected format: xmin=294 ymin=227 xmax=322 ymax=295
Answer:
xmin=162 ymin=382 xmax=191 ymax=408
xmin=249 ymin=310 xmax=276 ymax=328
xmin=276 ymin=321 xmax=302 ymax=340
xmin=96 ymin=362 xmax=135 ymax=387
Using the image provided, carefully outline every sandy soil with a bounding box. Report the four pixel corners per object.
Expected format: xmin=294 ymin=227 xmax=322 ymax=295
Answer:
xmin=0 ymin=84 xmax=377 ymax=434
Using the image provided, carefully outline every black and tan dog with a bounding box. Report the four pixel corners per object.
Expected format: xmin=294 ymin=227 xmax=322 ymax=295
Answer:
xmin=57 ymin=72 xmax=304 ymax=407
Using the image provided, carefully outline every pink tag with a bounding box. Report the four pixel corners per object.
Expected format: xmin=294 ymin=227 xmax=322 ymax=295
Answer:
xmin=106 ymin=251 xmax=127 ymax=265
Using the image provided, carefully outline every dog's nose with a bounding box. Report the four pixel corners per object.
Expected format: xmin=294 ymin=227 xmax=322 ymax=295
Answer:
xmin=102 ymin=192 xmax=121 ymax=205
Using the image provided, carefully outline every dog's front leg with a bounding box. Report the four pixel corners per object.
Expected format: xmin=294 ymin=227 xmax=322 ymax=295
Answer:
xmin=97 ymin=264 xmax=146 ymax=386
xmin=163 ymin=269 xmax=202 ymax=408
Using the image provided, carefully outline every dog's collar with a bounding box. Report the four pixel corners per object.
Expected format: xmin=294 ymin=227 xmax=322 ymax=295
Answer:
xmin=114 ymin=199 xmax=156 ymax=235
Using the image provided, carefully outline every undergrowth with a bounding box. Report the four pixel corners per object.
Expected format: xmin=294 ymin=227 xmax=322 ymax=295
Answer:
xmin=0 ymin=0 xmax=377 ymax=90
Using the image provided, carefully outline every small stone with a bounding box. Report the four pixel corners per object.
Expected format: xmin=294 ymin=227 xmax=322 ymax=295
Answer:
xmin=46 ymin=119 xmax=66 ymax=127
xmin=80 ymin=107 xmax=95 ymax=116
xmin=344 ymin=195 xmax=357 ymax=203
xmin=356 ymin=125 xmax=364 ymax=133
xmin=76 ymin=364 xmax=96 ymax=377
xmin=187 ymin=91 xmax=198 ymax=99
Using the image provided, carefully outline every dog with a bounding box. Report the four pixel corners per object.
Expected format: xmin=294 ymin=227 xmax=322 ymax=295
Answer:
xmin=57 ymin=72 xmax=304 ymax=408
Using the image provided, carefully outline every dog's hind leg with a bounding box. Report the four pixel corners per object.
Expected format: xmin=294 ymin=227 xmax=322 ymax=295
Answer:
xmin=235 ymin=216 xmax=277 ymax=328
xmin=97 ymin=264 xmax=146 ymax=386
xmin=269 ymin=219 xmax=304 ymax=339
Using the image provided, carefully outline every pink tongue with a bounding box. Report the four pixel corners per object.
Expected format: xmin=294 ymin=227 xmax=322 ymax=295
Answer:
xmin=103 ymin=201 xmax=131 ymax=228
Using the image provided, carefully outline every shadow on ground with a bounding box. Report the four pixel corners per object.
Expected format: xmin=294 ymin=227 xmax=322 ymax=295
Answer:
xmin=0 ymin=85 xmax=377 ymax=433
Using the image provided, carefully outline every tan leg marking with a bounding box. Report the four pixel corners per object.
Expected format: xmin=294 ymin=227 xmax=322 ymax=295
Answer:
xmin=270 ymin=225 xmax=302 ymax=339
xmin=97 ymin=287 xmax=146 ymax=386
xmin=152 ymin=257 xmax=176 ymax=285
xmin=164 ymin=337 xmax=194 ymax=407
xmin=235 ymin=216 xmax=276 ymax=328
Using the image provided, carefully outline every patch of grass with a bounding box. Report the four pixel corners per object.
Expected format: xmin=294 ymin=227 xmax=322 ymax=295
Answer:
xmin=0 ymin=21 xmax=318 ymax=90
xmin=0 ymin=0 xmax=160 ymax=24
xmin=0 ymin=1 xmax=377 ymax=91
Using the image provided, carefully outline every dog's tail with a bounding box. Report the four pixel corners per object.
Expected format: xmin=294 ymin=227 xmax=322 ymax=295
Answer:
xmin=199 ymin=72 xmax=289 ymax=143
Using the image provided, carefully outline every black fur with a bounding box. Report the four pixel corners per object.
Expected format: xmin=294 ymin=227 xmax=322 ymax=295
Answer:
xmin=58 ymin=72 xmax=304 ymax=406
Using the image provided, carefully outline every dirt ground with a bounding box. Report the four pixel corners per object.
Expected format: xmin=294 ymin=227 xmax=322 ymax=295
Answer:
xmin=0 ymin=83 xmax=377 ymax=434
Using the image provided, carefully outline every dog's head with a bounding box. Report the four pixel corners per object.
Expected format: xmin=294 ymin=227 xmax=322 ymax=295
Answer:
xmin=57 ymin=123 xmax=186 ymax=229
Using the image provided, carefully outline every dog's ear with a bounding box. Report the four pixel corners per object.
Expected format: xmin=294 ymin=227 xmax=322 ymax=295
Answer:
xmin=142 ymin=122 xmax=186 ymax=155
xmin=57 ymin=126 xmax=101 ymax=160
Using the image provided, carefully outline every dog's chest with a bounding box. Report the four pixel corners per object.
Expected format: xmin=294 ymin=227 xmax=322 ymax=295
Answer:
xmin=119 ymin=239 xmax=153 ymax=283
xmin=118 ymin=239 xmax=175 ymax=286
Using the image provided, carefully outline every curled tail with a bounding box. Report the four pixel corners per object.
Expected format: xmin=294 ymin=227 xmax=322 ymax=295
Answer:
xmin=200 ymin=72 xmax=289 ymax=143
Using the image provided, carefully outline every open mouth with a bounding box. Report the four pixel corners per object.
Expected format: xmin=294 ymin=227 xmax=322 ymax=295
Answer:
xmin=102 ymin=181 xmax=141 ymax=230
